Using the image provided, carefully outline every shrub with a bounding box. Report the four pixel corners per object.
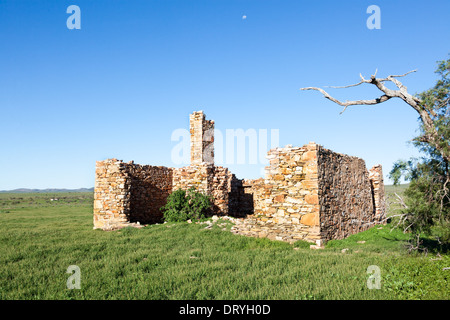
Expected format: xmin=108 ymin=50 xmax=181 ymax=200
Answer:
xmin=161 ymin=187 xmax=213 ymax=222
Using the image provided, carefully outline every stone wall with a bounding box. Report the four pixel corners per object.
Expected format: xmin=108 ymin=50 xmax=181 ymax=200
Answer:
xmin=208 ymin=166 xmax=234 ymax=215
xmin=369 ymin=165 xmax=386 ymax=224
xmin=231 ymin=143 xmax=322 ymax=243
xmin=232 ymin=178 xmax=264 ymax=218
xmin=94 ymin=159 xmax=173 ymax=229
xmin=94 ymin=111 xmax=386 ymax=245
xmin=172 ymin=164 xmax=235 ymax=215
xmin=93 ymin=159 xmax=130 ymax=230
xmin=317 ymin=147 xmax=375 ymax=241
xmin=231 ymin=142 xmax=386 ymax=244
xmin=263 ymin=143 xmax=320 ymax=227
xmin=172 ymin=164 xmax=210 ymax=194
xmin=124 ymin=163 xmax=173 ymax=225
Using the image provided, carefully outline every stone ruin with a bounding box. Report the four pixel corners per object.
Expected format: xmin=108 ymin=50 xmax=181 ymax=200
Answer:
xmin=94 ymin=111 xmax=386 ymax=245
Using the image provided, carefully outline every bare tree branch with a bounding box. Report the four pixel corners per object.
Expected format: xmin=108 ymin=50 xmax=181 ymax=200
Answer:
xmin=379 ymin=69 xmax=417 ymax=79
xmin=394 ymin=192 xmax=408 ymax=209
xmin=300 ymin=70 xmax=419 ymax=110
xmin=300 ymin=87 xmax=391 ymax=114
xmin=388 ymin=192 xmax=409 ymax=233
xmin=300 ymin=69 xmax=450 ymax=164
xmin=325 ymin=81 xmax=366 ymax=89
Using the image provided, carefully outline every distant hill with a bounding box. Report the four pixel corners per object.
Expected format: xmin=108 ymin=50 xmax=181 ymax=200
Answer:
xmin=0 ymin=188 xmax=94 ymax=193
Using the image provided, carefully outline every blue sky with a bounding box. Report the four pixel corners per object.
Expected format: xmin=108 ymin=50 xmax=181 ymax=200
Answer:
xmin=0 ymin=0 xmax=449 ymax=189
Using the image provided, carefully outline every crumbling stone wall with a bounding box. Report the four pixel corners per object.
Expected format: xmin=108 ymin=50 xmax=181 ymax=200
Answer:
xmin=93 ymin=160 xmax=173 ymax=229
xmin=231 ymin=143 xmax=322 ymax=243
xmin=172 ymin=164 xmax=210 ymax=194
xmin=94 ymin=159 xmax=131 ymax=230
xmin=369 ymin=164 xmax=386 ymax=224
xmin=230 ymin=178 xmax=260 ymax=218
xmin=262 ymin=143 xmax=320 ymax=226
xmin=125 ymin=163 xmax=173 ymax=225
xmin=94 ymin=110 xmax=386 ymax=246
xmin=317 ymin=147 xmax=375 ymax=241
xmin=190 ymin=111 xmax=214 ymax=165
xmin=172 ymin=163 xmax=237 ymax=215
xmin=231 ymin=143 xmax=386 ymax=243
xmin=94 ymin=111 xmax=235 ymax=230
xmin=208 ymin=166 xmax=234 ymax=215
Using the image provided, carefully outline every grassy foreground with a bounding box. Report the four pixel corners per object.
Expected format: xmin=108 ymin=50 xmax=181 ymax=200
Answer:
xmin=0 ymin=191 xmax=448 ymax=300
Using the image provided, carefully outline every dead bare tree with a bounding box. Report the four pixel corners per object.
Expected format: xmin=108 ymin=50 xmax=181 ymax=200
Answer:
xmin=301 ymin=67 xmax=450 ymax=252
xmin=300 ymin=70 xmax=450 ymax=165
xmin=385 ymin=191 xmax=410 ymax=233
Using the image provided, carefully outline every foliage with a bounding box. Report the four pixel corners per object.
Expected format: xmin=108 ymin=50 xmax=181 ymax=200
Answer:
xmin=415 ymin=57 xmax=450 ymax=157
xmin=390 ymin=56 xmax=450 ymax=249
xmin=160 ymin=189 xmax=190 ymax=222
xmin=161 ymin=187 xmax=213 ymax=222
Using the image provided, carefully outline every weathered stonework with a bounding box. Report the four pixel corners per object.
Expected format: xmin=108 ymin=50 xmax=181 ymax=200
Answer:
xmin=94 ymin=159 xmax=131 ymax=230
xmin=230 ymin=143 xmax=321 ymax=242
xmin=317 ymin=146 xmax=375 ymax=241
xmin=172 ymin=164 xmax=235 ymax=215
xmin=125 ymin=163 xmax=173 ymax=225
xmin=369 ymin=164 xmax=386 ymax=224
xmin=93 ymin=160 xmax=173 ymax=230
xmin=190 ymin=111 xmax=214 ymax=165
xmin=94 ymin=111 xmax=386 ymax=245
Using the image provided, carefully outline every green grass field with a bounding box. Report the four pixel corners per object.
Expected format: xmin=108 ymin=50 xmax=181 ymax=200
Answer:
xmin=0 ymin=190 xmax=448 ymax=300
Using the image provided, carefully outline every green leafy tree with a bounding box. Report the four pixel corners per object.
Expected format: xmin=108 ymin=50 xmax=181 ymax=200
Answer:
xmin=389 ymin=57 xmax=450 ymax=247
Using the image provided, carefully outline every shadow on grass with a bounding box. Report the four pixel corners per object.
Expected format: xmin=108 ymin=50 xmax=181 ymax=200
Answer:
xmin=380 ymin=235 xmax=408 ymax=242
xmin=410 ymin=237 xmax=450 ymax=254
xmin=380 ymin=232 xmax=449 ymax=254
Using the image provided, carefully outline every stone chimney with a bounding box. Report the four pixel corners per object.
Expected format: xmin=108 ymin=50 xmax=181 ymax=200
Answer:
xmin=189 ymin=111 xmax=214 ymax=165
